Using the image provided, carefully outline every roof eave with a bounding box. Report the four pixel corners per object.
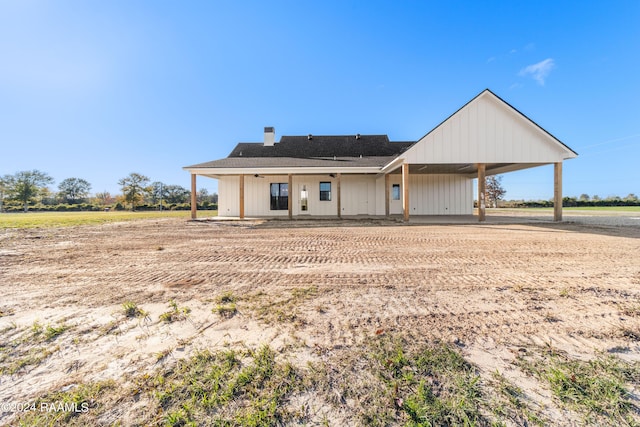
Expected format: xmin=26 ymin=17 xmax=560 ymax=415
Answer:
xmin=184 ymin=166 xmax=384 ymax=175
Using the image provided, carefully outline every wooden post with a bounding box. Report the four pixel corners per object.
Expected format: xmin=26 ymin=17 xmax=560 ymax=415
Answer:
xmin=477 ymin=163 xmax=486 ymax=222
xmin=402 ymin=163 xmax=409 ymax=222
xmin=239 ymin=174 xmax=245 ymax=219
xmin=288 ymin=174 xmax=293 ymax=219
xmin=384 ymin=173 xmax=390 ymax=217
xmin=554 ymin=162 xmax=563 ymax=222
xmin=337 ymin=173 xmax=342 ymax=218
xmin=190 ymin=174 xmax=197 ymax=219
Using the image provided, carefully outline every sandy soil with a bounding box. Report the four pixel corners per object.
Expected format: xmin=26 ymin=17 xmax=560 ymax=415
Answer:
xmin=1 ymin=216 xmax=640 ymax=424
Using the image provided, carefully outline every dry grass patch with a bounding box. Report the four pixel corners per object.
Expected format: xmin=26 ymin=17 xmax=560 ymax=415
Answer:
xmin=0 ymin=320 xmax=70 ymax=375
xmin=246 ymin=286 xmax=321 ymax=327
xmin=515 ymin=347 xmax=640 ymax=426
xmin=311 ymin=335 xmax=495 ymax=426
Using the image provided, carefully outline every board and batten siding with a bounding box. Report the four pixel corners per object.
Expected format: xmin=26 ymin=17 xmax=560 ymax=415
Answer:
xmin=218 ymin=174 xmax=341 ymax=217
xmin=218 ymin=175 xmax=240 ymax=217
xmin=291 ymin=175 xmax=337 ymax=216
xmin=409 ymin=174 xmax=473 ymax=215
xmin=219 ymin=173 xmax=471 ymax=217
xmin=402 ymin=92 xmax=569 ymax=164
xmin=340 ymin=175 xmax=377 ymax=216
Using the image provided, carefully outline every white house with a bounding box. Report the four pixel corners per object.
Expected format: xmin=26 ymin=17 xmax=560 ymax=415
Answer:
xmin=184 ymin=89 xmax=577 ymax=221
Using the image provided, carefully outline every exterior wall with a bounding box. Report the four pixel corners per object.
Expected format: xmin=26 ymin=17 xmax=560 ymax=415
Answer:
xmin=244 ymin=175 xmax=289 ymax=217
xmin=402 ymin=92 xmax=572 ymax=164
xmin=388 ymin=175 xmax=404 ymax=215
xmin=340 ymin=175 xmax=377 ymax=216
xmin=218 ymin=173 xmax=472 ymax=217
xmin=218 ymin=176 xmax=239 ymax=217
xmin=219 ymin=174 xmax=341 ymax=217
xmin=291 ymin=175 xmax=338 ymax=216
xmin=409 ymin=174 xmax=473 ymax=215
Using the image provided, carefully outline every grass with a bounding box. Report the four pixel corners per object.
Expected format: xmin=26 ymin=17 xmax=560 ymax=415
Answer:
xmin=215 ymin=302 xmax=238 ymax=318
xmin=489 ymin=371 xmax=546 ymax=426
xmin=0 ymin=320 xmax=70 ymax=375
xmin=159 ymin=299 xmax=191 ymax=323
xmin=495 ymin=206 xmax=640 ymax=214
xmin=214 ymin=292 xmax=238 ymax=318
xmin=13 ymin=333 xmax=613 ymax=426
xmin=516 ymin=347 xmax=640 ymax=425
xmin=153 ymin=346 xmax=303 ymax=426
xmin=248 ymin=286 xmax=320 ymax=327
xmin=15 ymin=380 xmax=116 ymax=426
xmin=314 ymin=335 xmax=491 ymax=426
xmin=122 ymin=301 xmax=148 ymax=319
xmin=0 ymin=210 xmax=217 ymax=229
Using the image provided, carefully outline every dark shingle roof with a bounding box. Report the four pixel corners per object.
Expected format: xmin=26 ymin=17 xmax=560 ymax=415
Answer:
xmin=228 ymin=135 xmax=414 ymax=158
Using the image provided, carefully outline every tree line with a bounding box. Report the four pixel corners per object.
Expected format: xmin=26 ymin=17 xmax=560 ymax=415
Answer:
xmin=0 ymin=170 xmax=217 ymax=213
xmin=478 ymin=176 xmax=639 ymax=208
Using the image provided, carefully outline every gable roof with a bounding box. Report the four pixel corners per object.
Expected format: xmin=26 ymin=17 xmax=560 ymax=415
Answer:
xmin=184 ymin=89 xmax=577 ymax=175
xmin=227 ymin=135 xmax=414 ymax=158
xmin=401 ymin=89 xmax=577 ymax=164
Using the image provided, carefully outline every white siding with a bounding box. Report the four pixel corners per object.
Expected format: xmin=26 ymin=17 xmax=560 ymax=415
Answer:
xmin=225 ymin=174 xmax=340 ymax=217
xmin=292 ymin=175 xmax=338 ymax=216
xmin=389 ymin=175 xmax=403 ymax=215
xmin=402 ymin=91 xmax=575 ymax=164
xmin=375 ymin=176 xmax=385 ymax=215
xmin=219 ymin=173 xmax=471 ymax=217
xmin=409 ymin=174 xmax=473 ymax=215
xmin=218 ymin=176 xmax=239 ymax=217
xmin=244 ymin=175 xmax=289 ymax=217
xmin=340 ymin=175 xmax=377 ymax=216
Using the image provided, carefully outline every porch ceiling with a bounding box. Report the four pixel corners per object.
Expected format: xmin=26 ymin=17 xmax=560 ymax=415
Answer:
xmin=388 ymin=162 xmax=548 ymax=176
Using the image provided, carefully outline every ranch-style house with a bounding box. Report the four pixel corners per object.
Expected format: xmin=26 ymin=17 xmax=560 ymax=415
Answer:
xmin=184 ymin=89 xmax=577 ymax=222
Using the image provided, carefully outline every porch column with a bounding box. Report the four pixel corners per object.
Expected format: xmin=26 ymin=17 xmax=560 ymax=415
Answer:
xmin=385 ymin=173 xmax=390 ymax=217
xmin=554 ymin=162 xmax=563 ymax=222
xmin=190 ymin=173 xmax=197 ymax=219
xmin=477 ymin=163 xmax=486 ymax=222
xmin=288 ymin=174 xmax=293 ymax=219
xmin=337 ymin=173 xmax=342 ymax=218
xmin=239 ymin=174 xmax=245 ymax=219
xmin=402 ymin=163 xmax=410 ymax=222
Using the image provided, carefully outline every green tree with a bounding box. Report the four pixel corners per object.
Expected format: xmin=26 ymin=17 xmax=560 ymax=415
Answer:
xmin=58 ymin=177 xmax=92 ymax=204
xmin=485 ymin=175 xmax=506 ymax=208
xmin=165 ymin=185 xmax=190 ymax=204
xmin=118 ymin=173 xmax=150 ymax=211
xmin=196 ymin=187 xmax=209 ymax=204
xmin=149 ymin=181 xmax=169 ymax=206
xmin=93 ymin=191 xmax=113 ymax=207
xmin=7 ymin=170 xmax=54 ymax=212
xmin=0 ymin=174 xmax=13 ymax=213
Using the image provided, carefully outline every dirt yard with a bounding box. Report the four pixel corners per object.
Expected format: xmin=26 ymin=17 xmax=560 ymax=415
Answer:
xmin=1 ymin=217 xmax=640 ymax=425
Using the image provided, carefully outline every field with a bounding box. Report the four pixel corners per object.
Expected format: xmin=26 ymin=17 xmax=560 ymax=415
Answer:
xmin=1 ymin=213 xmax=640 ymax=425
xmin=0 ymin=210 xmax=216 ymax=229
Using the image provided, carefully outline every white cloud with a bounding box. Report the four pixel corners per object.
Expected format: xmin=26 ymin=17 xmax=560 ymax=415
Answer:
xmin=519 ymin=58 xmax=555 ymax=85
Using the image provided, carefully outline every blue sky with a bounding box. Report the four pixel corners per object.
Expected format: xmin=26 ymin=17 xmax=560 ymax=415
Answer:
xmin=1 ymin=1 xmax=638 ymax=200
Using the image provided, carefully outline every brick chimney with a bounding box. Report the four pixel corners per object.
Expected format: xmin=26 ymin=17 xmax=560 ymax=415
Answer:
xmin=264 ymin=127 xmax=275 ymax=146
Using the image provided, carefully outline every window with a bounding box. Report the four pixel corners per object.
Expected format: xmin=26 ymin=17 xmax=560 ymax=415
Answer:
xmin=270 ymin=183 xmax=288 ymax=210
xmin=392 ymin=184 xmax=400 ymax=200
xmin=319 ymin=182 xmax=331 ymax=201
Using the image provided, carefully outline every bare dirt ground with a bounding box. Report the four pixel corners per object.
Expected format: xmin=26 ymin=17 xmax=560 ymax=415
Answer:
xmin=1 ymin=216 xmax=640 ymax=425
